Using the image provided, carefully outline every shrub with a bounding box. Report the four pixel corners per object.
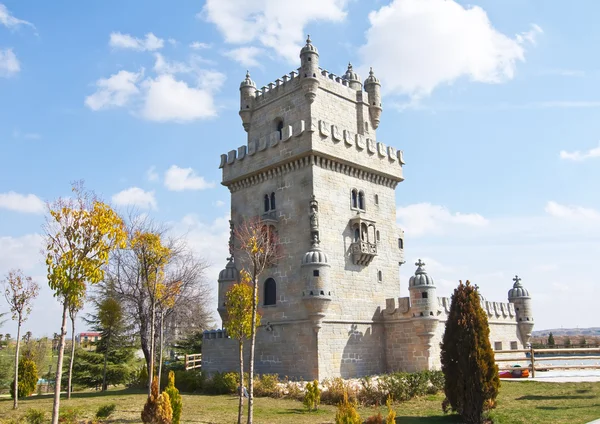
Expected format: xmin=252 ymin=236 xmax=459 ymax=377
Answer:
xmin=24 ymin=408 xmax=45 ymax=424
xmin=165 ymin=371 xmax=183 ymax=424
xmin=365 ymin=412 xmax=383 ymax=424
xmin=406 ymin=371 xmax=429 ymax=398
xmin=385 ymin=395 xmax=396 ymax=424
xmin=254 ymin=374 xmax=283 ymax=398
xmin=10 ymin=358 xmax=38 ymax=399
xmin=95 ymin=403 xmax=117 ymax=419
xmin=205 ymin=371 xmax=239 ymax=395
xmin=303 ymin=380 xmax=321 ymax=411
xmin=335 ymin=391 xmax=361 ymax=424
xmin=321 ymin=377 xmax=355 ymax=405
xmin=358 ymin=376 xmax=385 ymax=406
xmin=136 ymin=365 xmax=149 ymax=389
xmin=282 ymin=376 xmax=303 ymax=400
xmin=440 ymin=280 xmax=499 ymax=424
xmin=141 ymin=376 xmax=173 ymax=424
xmin=58 ymin=408 xmax=81 ymax=424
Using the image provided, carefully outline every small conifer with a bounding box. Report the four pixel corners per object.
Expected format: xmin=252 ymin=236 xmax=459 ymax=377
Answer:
xmin=165 ymin=371 xmax=182 ymax=424
xmin=141 ymin=376 xmax=173 ymax=424
xmin=440 ymin=280 xmax=499 ymax=424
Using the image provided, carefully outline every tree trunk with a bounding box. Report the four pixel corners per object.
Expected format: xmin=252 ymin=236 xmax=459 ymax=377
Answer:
xmin=148 ymin=299 xmax=156 ymax=397
xmin=67 ymin=315 xmax=76 ymax=399
xmin=102 ymin=330 xmax=110 ymax=391
xmin=158 ymin=312 xmax=164 ymax=388
xmin=237 ymin=339 xmax=244 ymax=424
xmin=51 ymin=302 xmax=69 ymax=424
xmin=139 ymin=306 xmax=151 ymax=377
xmin=247 ymin=272 xmax=258 ymax=424
xmin=13 ymin=318 xmax=22 ymax=410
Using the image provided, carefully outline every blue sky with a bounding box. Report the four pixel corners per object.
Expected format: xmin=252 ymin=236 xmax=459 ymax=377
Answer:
xmin=1 ymin=0 xmax=599 ymax=337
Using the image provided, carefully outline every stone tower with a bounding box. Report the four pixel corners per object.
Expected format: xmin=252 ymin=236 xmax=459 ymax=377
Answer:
xmin=214 ymin=37 xmax=406 ymax=380
xmin=508 ymin=275 xmax=534 ymax=346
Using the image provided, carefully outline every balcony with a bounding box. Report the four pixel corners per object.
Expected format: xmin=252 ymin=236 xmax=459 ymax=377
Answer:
xmin=261 ymin=210 xmax=278 ymax=224
xmin=350 ymin=241 xmax=377 ymax=266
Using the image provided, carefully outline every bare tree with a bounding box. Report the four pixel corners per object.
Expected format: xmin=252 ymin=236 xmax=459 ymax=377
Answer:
xmin=234 ymin=218 xmax=281 ymax=424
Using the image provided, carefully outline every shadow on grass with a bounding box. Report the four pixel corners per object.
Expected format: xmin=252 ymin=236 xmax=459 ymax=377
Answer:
xmin=536 ymin=403 xmax=600 ymax=411
xmin=0 ymin=388 xmax=146 ymax=404
xmin=517 ymin=394 xmax=596 ymax=401
xmin=394 ymin=416 xmax=462 ymax=423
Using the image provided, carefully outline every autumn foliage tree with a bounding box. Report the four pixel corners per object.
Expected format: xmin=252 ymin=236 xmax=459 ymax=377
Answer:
xmin=440 ymin=280 xmax=499 ymax=424
xmin=3 ymin=269 xmax=39 ymax=409
xmin=234 ymin=218 xmax=281 ymax=424
xmin=44 ymin=183 xmax=126 ymax=424
xmin=224 ymin=275 xmax=259 ymax=424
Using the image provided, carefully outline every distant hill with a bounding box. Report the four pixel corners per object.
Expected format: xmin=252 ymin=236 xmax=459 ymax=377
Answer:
xmin=532 ymin=327 xmax=600 ymax=337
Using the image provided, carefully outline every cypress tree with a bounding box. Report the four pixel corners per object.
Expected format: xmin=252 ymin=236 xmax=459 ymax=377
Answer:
xmin=440 ymin=280 xmax=499 ymax=424
xmin=547 ymin=332 xmax=555 ymax=347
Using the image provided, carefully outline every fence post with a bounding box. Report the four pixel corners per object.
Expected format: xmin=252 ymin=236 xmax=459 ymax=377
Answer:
xmin=184 ymin=354 xmax=188 ymax=371
xmin=530 ymin=345 xmax=535 ymax=378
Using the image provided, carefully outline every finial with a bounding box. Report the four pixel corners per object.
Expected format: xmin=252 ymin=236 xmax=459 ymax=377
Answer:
xmin=245 ymin=70 xmax=250 ymax=78
xmin=348 ymin=62 xmax=353 ymax=70
xmin=513 ymin=275 xmax=522 ymax=285
xmin=306 ymin=34 xmax=311 ymax=44
xmin=415 ymin=259 xmax=425 ymax=268
xmin=369 ymin=67 xmax=374 ymax=76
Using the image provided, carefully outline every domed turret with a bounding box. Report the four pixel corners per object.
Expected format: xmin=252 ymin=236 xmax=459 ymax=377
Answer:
xmin=342 ymin=63 xmax=362 ymax=90
xmin=364 ymin=67 xmax=382 ymax=129
xmin=217 ymin=258 xmax=239 ymax=322
xmin=508 ymin=275 xmax=534 ymax=345
xmin=239 ymin=70 xmax=256 ymax=132
xmin=299 ymin=35 xmax=320 ymax=103
xmin=408 ymin=259 xmax=438 ymax=318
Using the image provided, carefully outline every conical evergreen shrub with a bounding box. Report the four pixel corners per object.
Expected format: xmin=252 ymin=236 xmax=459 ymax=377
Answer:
xmin=440 ymin=280 xmax=499 ymax=424
xmin=165 ymin=371 xmax=182 ymax=424
xmin=141 ymin=376 xmax=173 ymax=424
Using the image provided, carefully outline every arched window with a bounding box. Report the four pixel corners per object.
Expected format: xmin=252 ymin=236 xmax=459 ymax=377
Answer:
xmin=354 ymin=227 xmax=360 ymax=242
xmin=358 ymin=191 xmax=365 ymax=210
xmin=264 ymin=194 xmax=270 ymax=212
xmin=376 ymin=230 xmax=380 ymax=243
xmin=276 ymin=120 xmax=284 ymax=140
xmin=398 ymin=238 xmax=404 ymax=249
xmin=378 ymin=270 xmax=382 ymax=282
xmin=365 ymin=121 xmax=369 ymax=132
xmin=361 ymin=223 xmax=368 ymax=241
xmin=374 ymin=194 xmax=379 ymax=205
xmin=351 ymin=189 xmax=358 ymax=208
xmin=264 ymin=278 xmax=276 ymax=306
xmin=270 ymin=192 xmax=276 ymax=210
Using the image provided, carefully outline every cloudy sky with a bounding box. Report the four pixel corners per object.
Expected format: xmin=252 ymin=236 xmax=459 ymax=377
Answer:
xmin=1 ymin=0 xmax=599 ymax=337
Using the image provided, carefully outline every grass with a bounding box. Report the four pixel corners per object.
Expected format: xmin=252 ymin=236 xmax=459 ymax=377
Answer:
xmin=0 ymin=381 xmax=599 ymax=423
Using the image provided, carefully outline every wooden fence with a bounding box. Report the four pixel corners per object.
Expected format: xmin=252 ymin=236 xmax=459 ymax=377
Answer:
xmin=495 ymin=346 xmax=600 ymax=377
xmin=184 ymin=353 xmax=202 ymax=371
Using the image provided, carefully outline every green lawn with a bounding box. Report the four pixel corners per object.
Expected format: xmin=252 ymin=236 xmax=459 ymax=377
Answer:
xmin=0 ymin=381 xmax=599 ymax=423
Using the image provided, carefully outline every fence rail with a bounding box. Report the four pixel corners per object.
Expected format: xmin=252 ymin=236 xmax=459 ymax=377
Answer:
xmin=495 ymin=346 xmax=600 ymax=377
xmin=184 ymin=353 xmax=202 ymax=371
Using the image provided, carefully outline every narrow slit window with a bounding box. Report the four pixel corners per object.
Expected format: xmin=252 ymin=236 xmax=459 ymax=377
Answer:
xmin=270 ymin=192 xmax=276 ymax=210
xmin=264 ymin=194 xmax=270 ymax=212
xmin=351 ymin=189 xmax=358 ymax=208
xmin=276 ymin=120 xmax=284 ymax=140
xmin=264 ymin=278 xmax=277 ymax=306
xmin=378 ymin=270 xmax=382 ymax=282
xmin=358 ymin=191 xmax=365 ymax=210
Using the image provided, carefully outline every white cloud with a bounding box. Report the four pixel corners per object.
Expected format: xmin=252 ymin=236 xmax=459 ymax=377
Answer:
xmin=545 ymin=201 xmax=600 ymax=220
xmin=146 ymin=166 xmax=159 ymax=182
xmin=190 ymin=41 xmax=211 ymax=50
xmin=0 ymin=48 xmax=19 ymax=77
xmin=164 ymin=165 xmax=215 ymax=191
xmin=109 ymin=32 xmax=164 ymax=51
xmin=140 ymin=74 xmax=219 ymax=122
xmin=153 ymin=53 xmax=191 ymax=75
xmin=359 ymin=0 xmax=540 ymax=99
xmin=202 ymin=0 xmax=349 ymax=63
xmin=223 ymin=46 xmax=264 ymax=68
xmin=0 ymin=233 xmax=44 ymax=272
xmin=0 ymin=191 xmax=45 ymax=214
xmin=0 ymin=4 xmax=35 ymax=30
xmin=167 ymin=38 xmax=177 ymax=46
xmin=214 ymin=200 xmax=226 ymax=207
xmin=559 ymin=142 xmax=600 ymax=161
xmin=397 ymin=203 xmax=488 ymax=237
xmin=112 ymin=187 xmax=157 ymax=210
xmin=84 ymin=69 xmax=142 ymax=111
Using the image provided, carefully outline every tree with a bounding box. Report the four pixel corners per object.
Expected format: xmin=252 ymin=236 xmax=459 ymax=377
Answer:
xmin=44 ymin=182 xmax=126 ymax=424
xmin=96 ymin=296 xmax=125 ymax=391
xmin=564 ymin=337 xmax=571 ymax=347
xmin=547 ymin=332 xmax=555 ymax=347
xmin=440 ymin=281 xmax=499 ymax=424
xmin=580 ymin=336 xmax=587 ymax=347
xmin=10 ymin=357 xmax=37 ymax=400
xmin=3 ymin=269 xmax=40 ymax=409
xmin=66 ymin=346 xmax=135 ymax=389
xmin=22 ymin=331 xmax=32 ymax=342
xmin=224 ymin=277 xmax=259 ymax=424
xmin=67 ymin=298 xmax=83 ymax=399
xmin=234 ymin=218 xmax=281 ymax=424
xmin=130 ymin=230 xmax=171 ymax=397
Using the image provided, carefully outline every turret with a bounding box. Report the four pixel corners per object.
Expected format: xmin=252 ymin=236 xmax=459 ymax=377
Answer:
xmin=239 ymin=71 xmax=256 ymax=132
xmin=408 ymin=259 xmax=438 ymax=317
xmin=364 ymin=67 xmax=382 ymax=129
xmin=508 ymin=275 xmax=534 ymax=346
xmin=342 ymin=63 xmax=362 ymax=91
xmin=301 ymin=196 xmax=331 ymax=331
xmin=217 ymin=258 xmax=239 ymax=323
xmin=299 ymin=35 xmax=320 ymax=103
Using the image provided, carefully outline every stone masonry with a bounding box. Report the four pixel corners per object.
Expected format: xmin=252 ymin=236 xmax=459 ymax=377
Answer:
xmin=202 ymin=37 xmax=534 ymax=380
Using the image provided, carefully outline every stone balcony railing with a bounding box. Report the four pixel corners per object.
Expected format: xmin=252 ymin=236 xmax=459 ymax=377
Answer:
xmin=261 ymin=210 xmax=278 ymax=223
xmin=350 ymin=241 xmax=377 ymax=266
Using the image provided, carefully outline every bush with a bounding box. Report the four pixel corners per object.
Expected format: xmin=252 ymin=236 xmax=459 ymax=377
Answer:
xmin=335 ymin=391 xmax=361 ymax=424
xmin=365 ymin=412 xmax=383 ymax=424
xmin=425 ymin=370 xmax=444 ymax=394
xmin=135 ymin=365 xmax=149 ymax=389
xmin=58 ymin=408 xmax=81 ymax=424
xmin=95 ymin=403 xmax=117 ymax=419
xmin=321 ymin=377 xmax=355 ymax=405
xmin=282 ymin=376 xmax=303 ymax=401
xmin=10 ymin=358 xmax=38 ymax=400
xmin=440 ymin=280 xmax=499 ymax=424
xmin=303 ymin=380 xmax=321 ymax=411
xmin=141 ymin=376 xmax=173 ymax=424
xmin=24 ymin=408 xmax=46 ymax=424
xmin=254 ymin=374 xmax=283 ymax=398
xmin=205 ymin=371 xmax=238 ymax=395
xmin=385 ymin=395 xmax=396 ymax=424
xmin=165 ymin=371 xmax=183 ymax=424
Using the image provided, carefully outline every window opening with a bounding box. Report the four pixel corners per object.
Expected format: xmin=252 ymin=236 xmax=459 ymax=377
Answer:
xmin=378 ymin=270 xmax=382 ymax=282
xmin=494 ymin=342 xmax=502 ymax=351
xmin=276 ymin=120 xmax=284 ymax=140
xmin=264 ymin=278 xmax=277 ymax=306
xmin=374 ymin=194 xmax=379 ymax=205
xmin=422 ymin=292 xmax=428 ymax=299
xmin=264 ymin=194 xmax=270 ymax=212
xmin=358 ymin=191 xmax=365 ymax=210
xmin=313 ymin=270 xmax=319 ymax=277
xmin=351 ymin=189 xmax=358 ymax=208
xmin=270 ymin=192 xmax=276 ymax=210
xmin=376 ymin=230 xmax=380 ymax=243
xmin=398 ymin=238 xmax=404 ymax=249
